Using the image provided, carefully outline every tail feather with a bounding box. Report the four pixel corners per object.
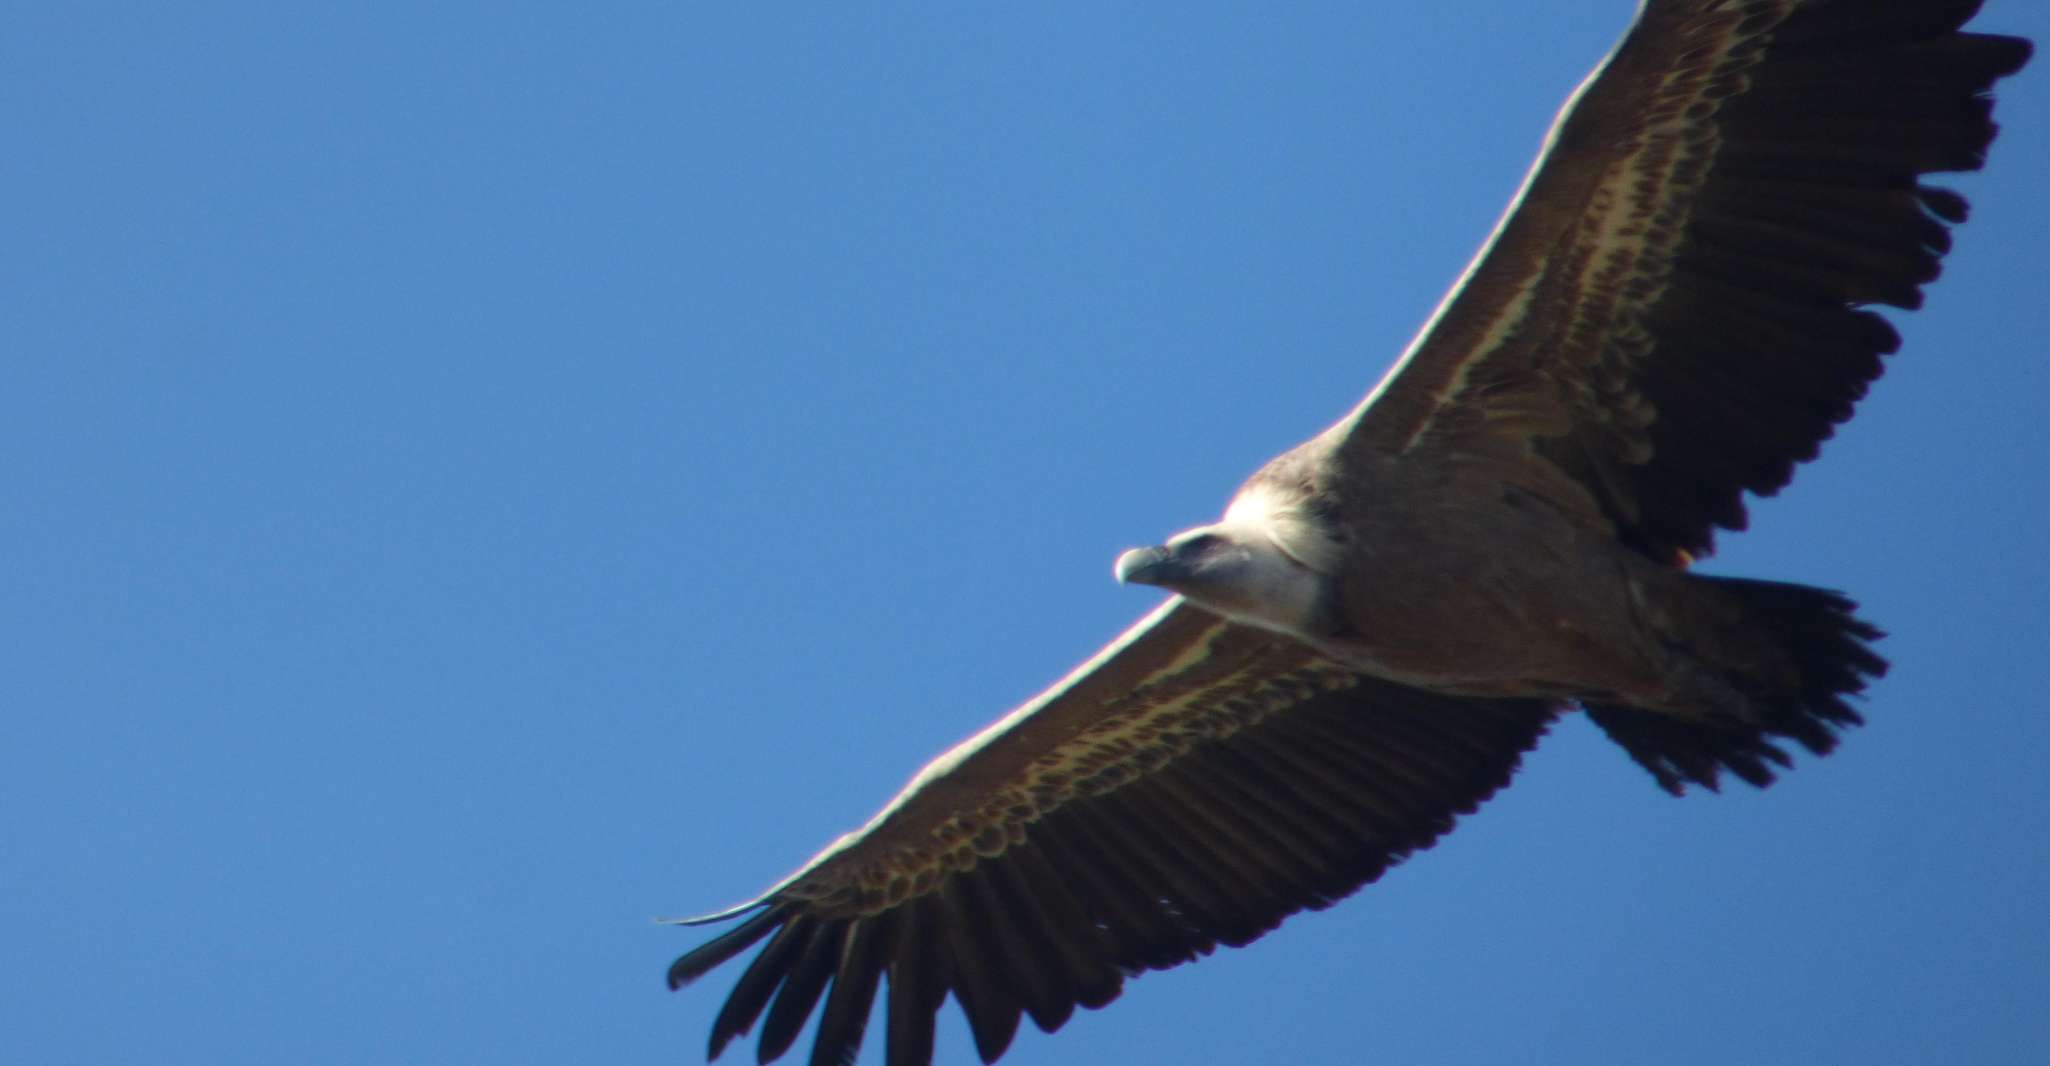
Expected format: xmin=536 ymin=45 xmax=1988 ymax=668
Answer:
xmin=1588 ymin=578 xmax=1886 ymax=795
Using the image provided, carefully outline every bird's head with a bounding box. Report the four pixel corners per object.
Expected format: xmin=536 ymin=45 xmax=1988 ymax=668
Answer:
xmin=1114 ymin=485 xmax=1339 ymax=637
xmin=1113 ymin=528 xmax=1246 ymax=591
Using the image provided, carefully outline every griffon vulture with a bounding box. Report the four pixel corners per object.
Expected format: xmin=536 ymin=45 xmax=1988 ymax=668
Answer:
xmin=666 ymin=3 xmax=2031 ymax=1064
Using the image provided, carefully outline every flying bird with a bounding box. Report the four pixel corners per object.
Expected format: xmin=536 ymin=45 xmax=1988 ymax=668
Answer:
xmin=668 ymin=3 xmax=2031 ymax=1064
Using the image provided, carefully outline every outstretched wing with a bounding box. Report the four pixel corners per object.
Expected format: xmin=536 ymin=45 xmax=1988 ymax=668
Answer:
xmin=1333 ymin=0 xmax=2030 ymax=563
xmin=668 ymin=600 xmax=1558 ymax=1066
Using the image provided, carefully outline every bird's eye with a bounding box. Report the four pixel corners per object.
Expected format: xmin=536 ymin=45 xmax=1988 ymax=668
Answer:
xmin=1178 ymin=533 xmax=1221 ymax=555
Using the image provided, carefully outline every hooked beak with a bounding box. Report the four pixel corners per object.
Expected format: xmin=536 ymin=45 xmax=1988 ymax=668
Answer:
xmin=1114 ymin=545 xmax=1180 ymax=587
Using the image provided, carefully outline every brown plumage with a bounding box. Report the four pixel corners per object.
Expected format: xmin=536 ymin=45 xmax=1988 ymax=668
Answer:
xmin=667 ymin=3 xmax=2031 ymax=1064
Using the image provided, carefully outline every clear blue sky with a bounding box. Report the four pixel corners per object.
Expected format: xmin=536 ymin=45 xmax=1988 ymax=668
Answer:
xmin=6 ymin=4 xmax=2046 ymax=1065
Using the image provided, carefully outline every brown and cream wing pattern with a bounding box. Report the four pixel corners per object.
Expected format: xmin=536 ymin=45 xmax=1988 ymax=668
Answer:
xmin=1335 ymin=0 xmax=2029 ymax=563
xmin=667 ymin=600 xmax=1557 ymax=1066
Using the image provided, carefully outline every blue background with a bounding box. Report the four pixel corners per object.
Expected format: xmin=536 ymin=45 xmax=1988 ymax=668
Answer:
xmin=6 ymin=3 xmax=2045 ymax=1064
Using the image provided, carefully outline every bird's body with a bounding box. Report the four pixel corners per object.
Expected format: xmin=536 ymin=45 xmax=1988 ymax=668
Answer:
xmin=1239 ymin=447 xmax=1663 ymax=694
xmin=666 ymin=3 xmax=2030 ymax=1064
xmin=1139 ymin=434 xmax=1840 ymax=731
